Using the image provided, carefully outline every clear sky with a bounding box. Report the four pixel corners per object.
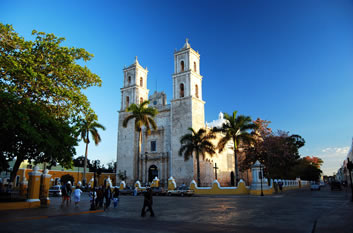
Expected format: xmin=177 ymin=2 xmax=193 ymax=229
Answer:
xmin=1 ymin=0 xmax=353 ymax=176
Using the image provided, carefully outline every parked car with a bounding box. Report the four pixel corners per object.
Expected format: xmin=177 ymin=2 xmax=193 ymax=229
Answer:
xmin=49 ymin=185 xmax=62 ymax=196
xmin=167 ymin=186 xmax=194 ymax=197
xmin=151 ymin=187 xmax=166 ymax=196
xmin=331 ymin=181 xmax=342 ymax=191
xmin=310 ymin=182 xmax=320 ymax=191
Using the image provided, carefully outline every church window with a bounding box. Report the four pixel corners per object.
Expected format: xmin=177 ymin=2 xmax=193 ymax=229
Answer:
xmin=140 ymin=97 xmax=143 ymax=104
xmin=180 ymin=61 xmax=184 ymax=72
xmin=140 ymin=77 xmax=143 ymax=87
xmin=180 ymin=83 xmax=184 ymax=98
xmin=128 ymin=76 xmax=131 ymax=85
xmin=151 ymin=141 xmax=156 ymax=152
xmin=195 ymin=84 xmax=199 ymax=98
xmin=153 ymin=100 xmax=157 ymax=105
xmin=194 ymin=62 xmax=197 ymax=72
xmin=126 ymin=96 xmax=130 ymax=108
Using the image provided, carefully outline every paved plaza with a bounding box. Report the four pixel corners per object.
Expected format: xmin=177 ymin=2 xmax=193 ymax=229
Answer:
xmin=0 ymin=186 xmax=352 ymax=233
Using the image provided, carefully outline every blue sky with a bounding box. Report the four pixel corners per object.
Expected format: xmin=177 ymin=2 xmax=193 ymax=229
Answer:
xmin=1 ymin=0 xmax=353 ymax=175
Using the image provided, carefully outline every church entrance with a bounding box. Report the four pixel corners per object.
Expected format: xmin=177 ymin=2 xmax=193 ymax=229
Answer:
xmin=148 ymin=165 xmax=158 ymax=183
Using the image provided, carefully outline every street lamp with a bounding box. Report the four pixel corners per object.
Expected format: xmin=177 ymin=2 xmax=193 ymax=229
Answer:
xmin=90 ymin=160 xmax=97 ymax=210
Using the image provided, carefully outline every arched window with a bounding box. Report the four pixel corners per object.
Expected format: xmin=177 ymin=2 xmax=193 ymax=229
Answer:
xmin=140 ymin=97 xmax=143 ymax=104
xmin=180 ymin=83 xmax=184 ymax=98
xmin=126 ymin=96 xmax=130 ymax=108
xmin=195 ymin=84 xmax=199 ymax=98
xmin=140 ymin=77 xmax=143 ymax=87
xmin=128 ymin=76 xmax=131 ymax=85
xmin=180 ymin=61 xmax=184 ymax=72
xmin=194 ymin=62 xmax=197 ymax=72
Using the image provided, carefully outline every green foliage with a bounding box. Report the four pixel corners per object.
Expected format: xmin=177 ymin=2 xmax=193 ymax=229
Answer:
xmin=213 ymin=111 xmax=257 ymax=184
xmin=289 ymin=158 xmax=322 ymax=181
xmin=123 ymin=100 xmax=158 ymax=134
xmin=61 ymin=174 xmax=75 ymax=185
xmin=0 ymin=23 xmax=102 ymax=121
xmin=73 ymin=156 xmax=88 ymax=168
xmin=0 ymin=92 xmax=77 ymax=182
xmin=76 ymin=113 xmax=105 ymax=182
xmin=179 ymin=128 xmax=216 ymax=186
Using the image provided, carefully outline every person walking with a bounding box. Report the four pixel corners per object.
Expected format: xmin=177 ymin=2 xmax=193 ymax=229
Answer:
xmin=113 ymin=187 xmax=120 ymax=208
xmin=141 ymin=187 xmax=154 ymax=217
xmin=73 ymin=186 xmax=83 ymax=207
xmin=61 ymin=182 xmax=72 ymax=207
xmin=96 ymin=187 xmax=104 ymax=208
xmin=104 ymin=185 xmax=112 ymax=210
xmin=89 ymin=188 xmax=97 ymax=207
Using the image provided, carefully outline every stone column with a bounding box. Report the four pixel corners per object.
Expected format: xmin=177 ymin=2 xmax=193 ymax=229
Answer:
xmin=40 ymin=169 xmax=52 ymax=207
xmin=27 ymin=166 xmax=42 ymax=205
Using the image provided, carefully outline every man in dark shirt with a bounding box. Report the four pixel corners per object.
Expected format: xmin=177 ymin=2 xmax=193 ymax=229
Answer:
xmin=141 ymin=187 xmax=154 ymax=217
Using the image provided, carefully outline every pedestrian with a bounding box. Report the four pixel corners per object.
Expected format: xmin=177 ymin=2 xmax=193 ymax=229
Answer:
xmin=278 ymin=180 xmax=283 ymax=192
xmin=141 ymin=187 xmax=154 ymax=217
xmin=134 ymin=186 xmax=138 ymax=196
xmin=97 ymin=187 xmax=104 ymax=208
xmin=61 ymin=182 xmax=72 ymax=206
xmin=104 ymin=185 xmax=112 ymax=210
xmin=73 ymin=186 xmax=83 ymax=207
xmin=113 ymin=187 xmax=120 ymax=208
xmin=89 ymin=188 xmax=97 ymax=206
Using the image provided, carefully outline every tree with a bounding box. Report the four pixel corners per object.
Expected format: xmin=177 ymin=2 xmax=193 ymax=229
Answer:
xmin=213 ymin=111 xmax=257 ymax=184
xmin=290 ymin=158 xmax=322 ymax=181
xmin=76 ymin=114 xmax=105 ymax=184
xmin=73 ymin=156 xmax=89 ymax=168
xmin=242 ymin=131 xmax=305 ymax=179
xmin=0 ymin=23 xmax=102 ymax=121
xmin=61 ymin=174 xmax=74 ymax=185
xmin=304 ymin=156 xmax=323 ymax=169
xmin=179 ymin=128 xmax=216 ymax=187
xmin=123 ymin=100 xmax=158 ymax=181
xmin=0 ymin=92 xmax=77 ymax=182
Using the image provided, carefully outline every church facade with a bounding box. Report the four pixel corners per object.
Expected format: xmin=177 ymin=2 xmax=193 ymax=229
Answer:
xmin=116 ymin=40 xmax=248 ymax=187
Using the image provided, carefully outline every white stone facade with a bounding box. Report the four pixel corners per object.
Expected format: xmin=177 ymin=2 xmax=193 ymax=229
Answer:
xmin=116 ymin=40 xmax=239 ymax=187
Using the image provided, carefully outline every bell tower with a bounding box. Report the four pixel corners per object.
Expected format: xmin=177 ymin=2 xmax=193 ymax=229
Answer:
xmin=170 ymin=39 xmax=205 ymax=184
xmin=117 ymin=57 xmax=149 ymax=182
xmin=120 ymin=56 xmax=149 ymax=110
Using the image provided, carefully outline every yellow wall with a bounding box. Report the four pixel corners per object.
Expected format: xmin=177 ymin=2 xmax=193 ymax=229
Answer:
xmin=17 ymin=169 xmax=116 ymax=187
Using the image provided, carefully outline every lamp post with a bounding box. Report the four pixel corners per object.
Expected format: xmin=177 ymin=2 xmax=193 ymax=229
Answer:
xmin=145 ymin=152 xmax=148 ymax=185
xmin=90 ymin=161 xmax=97 ymax=210
xmin=347 ymin=158 xmax=353 ymax=202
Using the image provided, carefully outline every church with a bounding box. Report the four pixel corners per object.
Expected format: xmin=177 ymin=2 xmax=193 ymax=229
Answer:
xmin=116 ymin=40 xmax=249 ymax=187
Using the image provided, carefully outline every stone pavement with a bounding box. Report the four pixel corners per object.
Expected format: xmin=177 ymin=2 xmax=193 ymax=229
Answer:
xmin=0 ymin=186 xmax=352 ymax=233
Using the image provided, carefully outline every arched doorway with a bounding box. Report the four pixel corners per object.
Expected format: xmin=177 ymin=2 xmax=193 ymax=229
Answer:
xmin=148 ymin=165 xmax=158 ymax=183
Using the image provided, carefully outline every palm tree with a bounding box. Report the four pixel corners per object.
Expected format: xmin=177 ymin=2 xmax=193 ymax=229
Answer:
xmin=179 ymin=128 xmax=216 ymax=187
xmin=123 ymin=100 xmax=158 ymax=181
xmin=213 ymin=111 xmax=257 ymax=185
xmin=77 ymin=114 xmax=106 ymax=185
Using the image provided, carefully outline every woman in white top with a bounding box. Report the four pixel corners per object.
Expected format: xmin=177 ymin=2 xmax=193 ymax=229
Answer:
xmin=73 ymin=187 xmax=83 ymax=207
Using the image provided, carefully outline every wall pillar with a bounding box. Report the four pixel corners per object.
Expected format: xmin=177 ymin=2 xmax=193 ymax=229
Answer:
xmin=40 ymin=169 xmax=52 ymax=207
xmin=26 ymin=166 xmax=42 ymax=206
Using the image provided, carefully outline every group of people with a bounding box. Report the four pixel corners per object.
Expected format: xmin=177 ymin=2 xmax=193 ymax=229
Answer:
xmin=60 ymin=182 xmax=155 ymax=217
xmin=61 ymin=181 xmax=83 ymax=207
xmin=89 ymin=186 xmax=120 ymax=210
